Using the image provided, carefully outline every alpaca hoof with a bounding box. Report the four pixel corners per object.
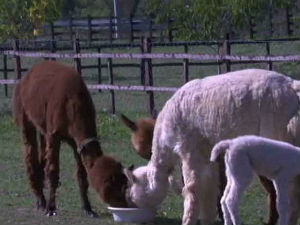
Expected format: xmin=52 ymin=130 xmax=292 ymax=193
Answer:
xmin=46 ymin=210 xmax=57 ymax=216
xmin=84 ymin=209 xmax=99 ymax=218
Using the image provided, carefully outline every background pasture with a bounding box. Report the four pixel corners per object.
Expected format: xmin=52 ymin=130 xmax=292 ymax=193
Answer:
xmin=0 ymin=40 xmax=300 ymax=225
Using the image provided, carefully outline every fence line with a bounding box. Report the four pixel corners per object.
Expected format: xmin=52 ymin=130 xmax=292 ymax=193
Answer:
xmin=0 ymin=79 xmax=19 ymax=84
xmin=45 ymin=16 xmax=173 ymax=44
xmin=0 ymin=79 xmax=178 ymax=92
xmin=1 ymin=37 xmax=300 ymax=116
xmin=88 ymin=84 xmax=178 ymax=92
xmin=3 ymin=50 xmax=300 ymax=62
xmin=43 ymin=3 xmax=299 ymax=44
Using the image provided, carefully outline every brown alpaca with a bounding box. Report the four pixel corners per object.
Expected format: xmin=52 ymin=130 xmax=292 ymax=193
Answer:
xmin=121 ymin=114 xmax=278 ymax=225
xmin=13 ymin=61 xmax=129 ymax=217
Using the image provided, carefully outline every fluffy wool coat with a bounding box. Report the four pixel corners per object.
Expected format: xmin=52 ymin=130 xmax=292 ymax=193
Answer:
xmin=125 ymin=69 xmax=300 ymax=225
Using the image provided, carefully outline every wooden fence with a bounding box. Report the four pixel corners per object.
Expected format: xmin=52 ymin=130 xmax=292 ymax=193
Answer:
xmin=41 ymin=4 xmax=300 ymax=44
xmin=44 ymin=16 xmax=174 ymax=44
xmin=1 ymin=37 xmax=300 ymax=116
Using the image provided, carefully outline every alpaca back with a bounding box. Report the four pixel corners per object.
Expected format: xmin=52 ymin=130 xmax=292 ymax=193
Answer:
xmin=153 ymin=69 xmax=300 ymax=154
xmin=13 ymin=61 xmax=97 ymax=139
xmin=227 ymin=136 xmax=300 ymax=179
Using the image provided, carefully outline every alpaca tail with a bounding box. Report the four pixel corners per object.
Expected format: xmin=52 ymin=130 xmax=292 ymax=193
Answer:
xmin=210 ymin=140 xmax=231 ymax=162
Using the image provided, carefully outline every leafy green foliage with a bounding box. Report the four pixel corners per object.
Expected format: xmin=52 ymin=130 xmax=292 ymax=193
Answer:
xmin=146 ymin=0 xmax=295 ymax=40
xmin=0 ymin=0 xmax=61 ymax=40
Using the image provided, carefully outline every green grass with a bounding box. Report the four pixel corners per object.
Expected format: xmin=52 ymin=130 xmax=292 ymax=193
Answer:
xmin=0 ymin=114 xmax=277 ymax=225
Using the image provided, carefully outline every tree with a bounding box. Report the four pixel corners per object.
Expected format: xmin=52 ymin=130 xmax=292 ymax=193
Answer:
xmin=0 ymin=0 xmax=61 ymax=40
xmin=145 ymin=0 xmax=295 ymax=40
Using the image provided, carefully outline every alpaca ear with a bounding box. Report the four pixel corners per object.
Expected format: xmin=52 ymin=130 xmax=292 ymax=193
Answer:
xmin=121 ymin=114 xmax=138 ymax=131
xmin=123 ymin=168 xmax=136 ymax=185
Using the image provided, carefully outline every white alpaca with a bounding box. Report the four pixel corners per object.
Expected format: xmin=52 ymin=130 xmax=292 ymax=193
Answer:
xmin=125 ymin=69 xmax=300 ymax=225
xmin=210 ymin=135 xmax=300 ymax=225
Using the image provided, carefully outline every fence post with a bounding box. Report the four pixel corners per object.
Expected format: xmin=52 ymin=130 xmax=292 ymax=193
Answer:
xmin=143 ymin=37 xmax=155 ymax=116
xmin=183 ymin=44 xmax=189 ymax=83
xmin=167 ymin=19 xmax=173 ymax=42
xmin=3 ymin=55 xmax=8 ymax=97
xmin=129 ymin=14 xmax=134 ymax=44
xmin=217 ymin=42 xmax=222 ymax=74
xmin=266 ymin=42 xmax=272 ymax=70
xmin=97 ymin=47 xmax=102 ymax=92
xmin=107 ymin=58 xmax=116 ymax=114
xmin=50 ymin=21 xmax=55 ymax=41
xmin=73 ymin=38 xmax=82 ymax=75
xmin=49 ymin=21 xmax=56 ymax=61
xmin=69 ymin=17 xmax=73 ymax=41
xmin=148 ymin=17 xmax=153 ymax=40
xmin=109 ymin=16 xmax=113 ymax=45
xmin=249 ymin=16 xmax=256 ymax=39
xmin=140 ymin=37 xmax=145 ymax=85
xmin=87 ymin=15 xmax=92 ymax=44
xmin=286 ymin=7 xmax=293 ymax=36
xmin=224 ymin=33 xmax=231 ymax=72
xmin=13 ymin=39 xmax=22 ymax=80
xmin=268 ymin=4 xmax=273 ymax=37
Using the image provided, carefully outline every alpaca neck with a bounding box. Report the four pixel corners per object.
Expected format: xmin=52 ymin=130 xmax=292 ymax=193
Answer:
xmin=146 ymin=137 xmax=176 ymax=205
xmin=146 ymin=162 xmax=171 ymax=205
xmin=81 ymin=154 xmax=102 ymax=170
xmin=79 ymin=146 xmax=103 ymax=169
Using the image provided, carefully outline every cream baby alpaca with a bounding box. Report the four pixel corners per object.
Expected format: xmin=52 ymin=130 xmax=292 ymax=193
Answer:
xmin=210 ymin=135 xmax=300 ymax=225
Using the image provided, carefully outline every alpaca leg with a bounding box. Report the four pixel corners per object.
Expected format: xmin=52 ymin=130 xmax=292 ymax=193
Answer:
xmin=181 ymin=158 xmax=202 ymax=225
xmin=38 ymin=133 xmax=46 ymax=175
xmin=273 ymin=179 xmax=290 ymax=225
xmin=197 ymin=163 xmax=220 ymax=225
xmin=225 ymin=154 xmax=253 ymax=225
xmin=44 ymin=134 xmax=61 ymax=216
xmin=217 ymin=156 xmax=226 ymax=222
xmin=225 ymin=178 xmax=251 ymax=225
xmin=22 ymin=122 xmax=46 ymax=210
xmin=288 ymin=176 xmax=300 ymax=225
xmin=221 ymin=165 xmax=233 ymax=225
xmin=70 ymin=140 xmax=98 ymax=218
xmin=38 ymin=133 xmax=46 ymax=196
xmin=259 ymin=176 xmax=279 ymax=225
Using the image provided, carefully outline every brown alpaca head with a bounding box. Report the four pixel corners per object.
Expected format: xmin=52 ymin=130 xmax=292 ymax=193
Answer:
xmin=121 ymin=114 xmax=155 ymax=160
xmin=88 ymin=155 xmax=129 ymax=207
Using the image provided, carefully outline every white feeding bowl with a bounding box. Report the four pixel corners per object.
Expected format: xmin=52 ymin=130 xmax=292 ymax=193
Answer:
xmin=108 ymin=207 xmax=157 ymax=223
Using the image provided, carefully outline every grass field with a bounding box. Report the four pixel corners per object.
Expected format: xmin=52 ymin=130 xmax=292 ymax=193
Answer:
xmin=0 ymin=41 xmax=300 ymax=225
xmin=0 ymin=112 xmax=272 ymax=225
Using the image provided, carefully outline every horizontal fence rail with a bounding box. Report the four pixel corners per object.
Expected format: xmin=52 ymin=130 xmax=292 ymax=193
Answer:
xmin=0 ymin=80 xmax=178 ymax=92
xmin=1 ymin=36 xmax=300 ymax=116
xmin=3 ymin=50 xmax=300 ymax=62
